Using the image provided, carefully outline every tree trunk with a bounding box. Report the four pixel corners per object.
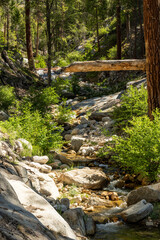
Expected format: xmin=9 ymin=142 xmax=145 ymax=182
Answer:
xmin=96 ymin=6 xmax=100 ymax=53
xmin=138 ymin=0 xmax=144 ymax=57
xmin=4 ymin=21 xmax=6 ymax=44
xmin=25 ymin=0 xmax=35 ymax=71
xmin=134 ymin=3 xmax=137 ymax=59
xmin=143 ymin=0 xmax=160 ymax=120
xmin=35 ymin=20 xmax=39 ymax=57
xmin=7 ymin=7 xmax=10 ymax=50
xmin=46 ymin=0 xmax=52 ymax=86
xmin=116 ymin=0 xmax=121 ymax=59
xmin=126 ymin=12 xmax=130 ymax=42
xmin=63 ymin=59 xmax=146 ymax=72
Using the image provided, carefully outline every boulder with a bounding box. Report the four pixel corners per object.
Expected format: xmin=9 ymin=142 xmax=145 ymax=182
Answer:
xmin=62 ymin=208 xmax=86 ymax=236
xmin=64 ymin=134 xmax=72 ymax=141
xmin=78 ymin=146 xmax=94 ymax=156
xmin=89 ymin=111 xmax=110 ymax=121
xmin=120 ymin=199 xmax=153 ymax=223
xmin=18 ymin=138 xmax=32 ymax=151
xmin=0 ymin=172 xmax=56 ymax=240
xmin=84 ymin=216 xmax=96 ymax=236
xmin=32 ymin=156 xmax=49 ymax=164
xmin=7 ymin=178 xmax=77 ymax=239
xmin=0 ymin=111 xmax=9 ymax=121
xmin=71 ymin=136 xmax=86 ymax=152
xmin=60 ymin=167 xmax=109 ymax=189
xmin=71 ymin=128 xmax=80 ymax=135
xmin=127 ymin=183 xmax=160 ymax=206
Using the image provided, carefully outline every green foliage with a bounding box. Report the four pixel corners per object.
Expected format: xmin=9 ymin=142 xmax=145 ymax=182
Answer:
xmin=54 ymin=99 xmax=74 ymax=124
xmin=0 ymin=104 xmax=63 ymax=155
xmin=108 ymin=45 xmax=117 ymax=59
xmin=35 ymin=55 xmax=47 ymax=68
xmin=113 ymin=85 xmax=148 ymax=126
xmin=29 ymin=87 xmax=59 ymax=114
xmin=0 ymin=85 xmax=16 ymax=111
xmin=110 ymin=110 xmax=160 ymax=181
xmin=52 ymin=77 xmax=72 ymax=96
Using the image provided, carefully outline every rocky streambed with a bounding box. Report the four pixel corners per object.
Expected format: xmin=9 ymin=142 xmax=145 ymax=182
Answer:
xmin=0 ymin=77 xmax=160 ymax=239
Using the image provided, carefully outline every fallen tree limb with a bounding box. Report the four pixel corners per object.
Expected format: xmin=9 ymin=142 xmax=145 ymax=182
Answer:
xmin=63 ymin=59 xmax=146 ymax=72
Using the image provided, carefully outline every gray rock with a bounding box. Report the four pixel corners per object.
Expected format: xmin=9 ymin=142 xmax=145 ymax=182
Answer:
xmin=8 ymin=177 xmax=77 ymax=239
xmin=120 ymin=200 xmax=153 ymax=223
xmin=84 ymin=216 xmax=96 ymax=235
xmin=60 ymin=167 xmax=109 ymax=189
xmin=127 ymin=183 xmax=160 ymax=206
xmin=62 ymin=208 xmax=86 ymax=236
xmin=0 ymin=172 xmax=56 ymax=240
xmin=78 ymin=146 xmax=94 ymax=156
xmin=32 ymin=155 xmax=49 ymax=164
xmin=0 ymin=111 xmax=9 ymax=121
xmin=71 ymin=128 xmax=80 ymax=135
xmin=64 ymin=134 xmax=72 ymax=141
xmin=89 ymin=111 xmax=110 ymax=121
xmin=54 ymin=204 xmax=68 ymax=213
xmin=60 ymin=164 xmax=70 ymax=169
xmin=71 ymin=136 xmax=86 ymax=152
xmin=61 ymin=198 xmax=70 ymax=210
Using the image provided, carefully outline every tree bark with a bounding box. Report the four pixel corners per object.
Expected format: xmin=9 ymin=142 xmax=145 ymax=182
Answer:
xmin=46 ymin=0 xmax=52 ymax=86
xmin=35 ymin=20 xmax=39 ymax=57
xmin=63 ymin=59 xmax=146 ymax=73
xmin=143 ymin=0 xmax=160 ymax=120
xmin=25 ymin=0 xmax=35 ymax=71
xmin=116 ymin=0 xmax=121 ymax=59
xmin=126 ymin=12 xmax=130 ymax=42
xmin=7 ymin=7 xmax=10 ymax=50
xmin=96 ymin=6 xmax=100 ymax=53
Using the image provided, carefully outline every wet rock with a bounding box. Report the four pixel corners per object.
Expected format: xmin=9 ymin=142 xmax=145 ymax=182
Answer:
xmin=54 ymin=204 xmax=68 ymax=213
xmin=120 ymin=200 xmax=153 ymax=223
xmin=50 ymin=159 xmax=62 ymax=169
xmin=84 ymin=216 xmax=96 ymax=235
xmin=60 ymin=167 xmax=109 ymax=189
xmin=32 ymin=155 xmax=49 ymax=164
xmin=115 ymin=180 xmax=125 ymax=189
xmin=127 ymin=183 xmax=160 ymax=206
xmin=71 ymin=136 xmax=86 ymax=152
xmin=61 ymin=198 xmax=70 ymax=210
xmin=62 ymin=208 xmax=86 ymax=236
xmin=60 ymin=164 xmax=70 ymax=169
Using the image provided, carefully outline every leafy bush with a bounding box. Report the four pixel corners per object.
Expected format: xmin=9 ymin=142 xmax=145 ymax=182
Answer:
xmin=54 ymin=99 xmax=74 ymax=124
xmin=35 ymin=55 xmax=47 ymax=68
xmin=113 ymin=85 xmax=147 ymax=126
xmin=67 ymin=51 xmax=83 ymax=63
xmin=99 ymin=27 xmax=108 ymax=36
xmin=0 ymin=105 xmax=63 ymax=155
xmin=0 ymin=85 xmax=16 ymax=111
xmin=109 ymin=110 xmax=160 ymax=181
xmin=29 ymin=87 xmax=59 ymax=114
xmin=108 ymin=45 xmax=117 ymax=59
xmin=52 ymin=77 xmax=72 ymax=96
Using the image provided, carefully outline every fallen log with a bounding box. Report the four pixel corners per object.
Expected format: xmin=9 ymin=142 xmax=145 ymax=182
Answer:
xmin=63 ymin=59 xmax=146 ymax=72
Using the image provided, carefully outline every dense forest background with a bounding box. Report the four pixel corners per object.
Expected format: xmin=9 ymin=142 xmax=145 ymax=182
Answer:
xmin=0 ymin=0 xmax=144 ymax=70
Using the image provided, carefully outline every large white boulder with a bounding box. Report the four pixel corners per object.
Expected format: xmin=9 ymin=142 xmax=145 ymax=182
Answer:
xmin=8 ymin=178 xmax=77 ymax=240
xmin=32 ymin=156 xmax=49 ymax=164
xmin=60 ymin=167 xmax=110 ymax=189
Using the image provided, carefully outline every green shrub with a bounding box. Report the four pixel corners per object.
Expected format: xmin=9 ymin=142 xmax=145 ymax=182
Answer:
xmin=0 ymin=105 xmax=63 ymax=155
xmin=109 ymin=110 xmax=160 ymax=181
xmin=113 ymin=85 xmax=147 ymax=126
xmin=52 ymin=77 xmax=72 ymax=96
xmin=0 ymin=85 xmax=16 ymax=111
xmin=54 ymin=99 xmax=74 ymax=124
xmin=108 ymin=45 xmax=117 ymax=59
xmin=67 ymin=51 xmax=83 ymax=63
xmin=35 ymin=55 xmax=47 ymax=68
xmin=29 ymin=87 xmax=59 ymax=114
